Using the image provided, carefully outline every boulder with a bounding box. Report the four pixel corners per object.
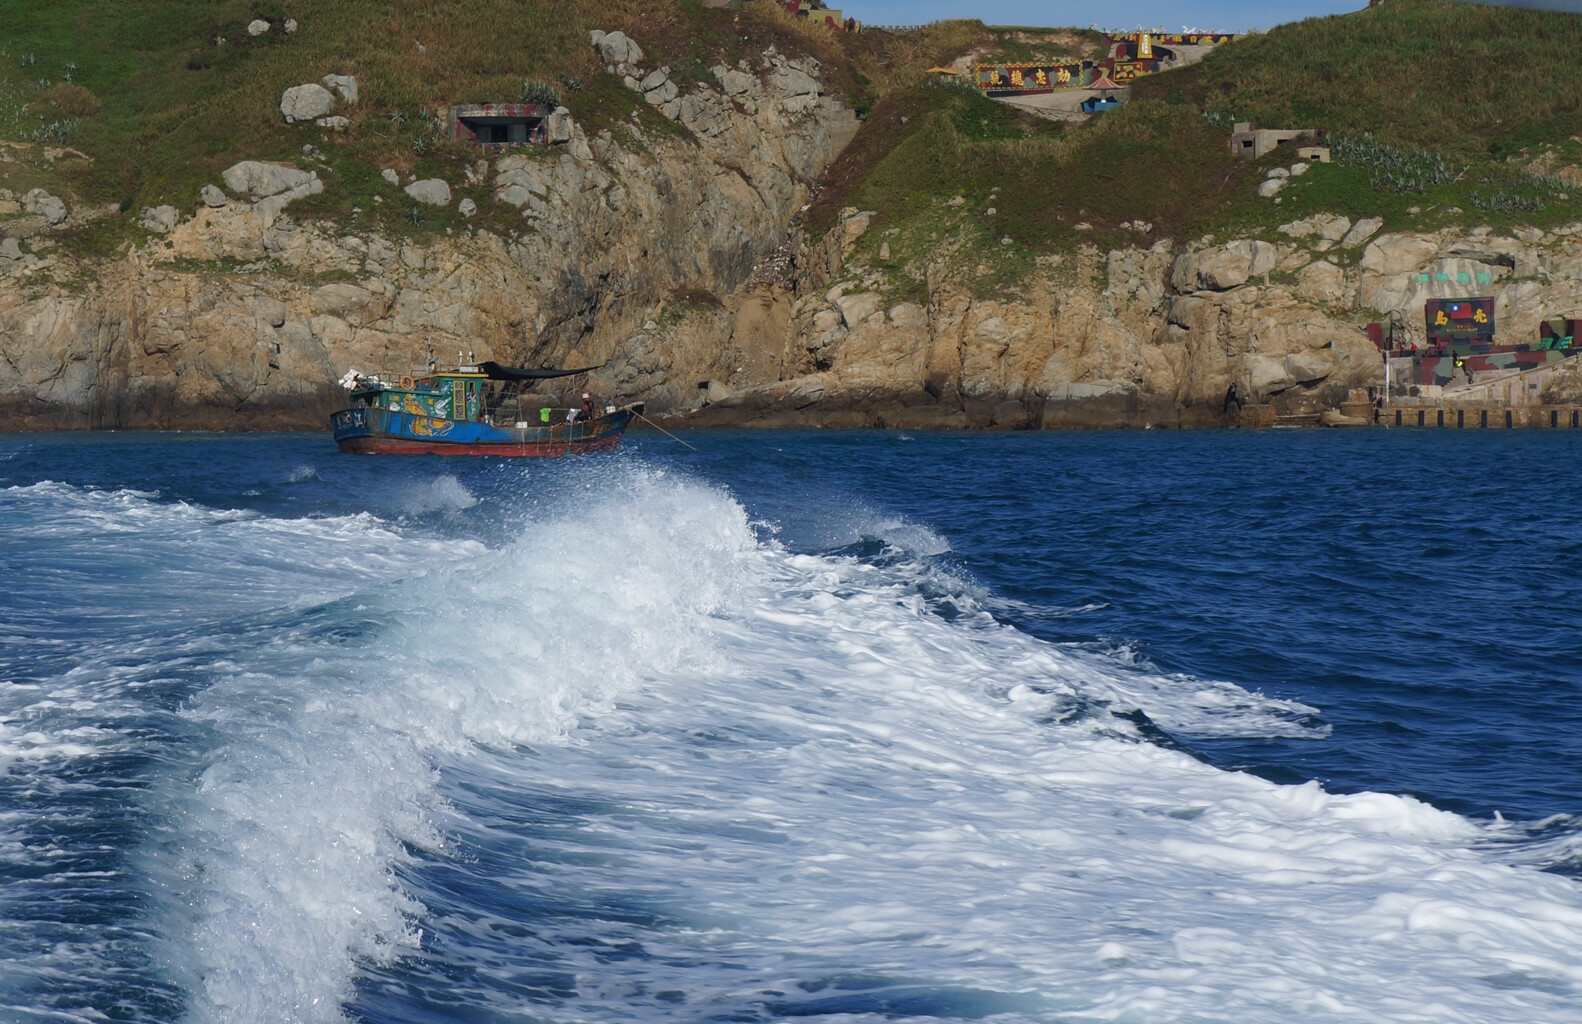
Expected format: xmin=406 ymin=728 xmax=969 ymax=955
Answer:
xmin=381 ymin=168 xmax=400 ymax=186
xmin=222 ymin=160 xmax=317 ymax=198
xmin=284 ymin=18 xmax=298 ymax=33
xmin=199 ymin=184 xmax=227 ymax=208
xmin=712 ymin=65 xmax=754 ymax=96
xmin=645 ymin=80 xmax=679 ymax=105
xmin=1359 ymin=233 xmax=1437 ymax=275
xmin=1267 ymin=167 xmax=1290 ymax=179
xmin=1257 ymin=178 xmax=1285 ymax=198
xmin=592 ymin=30 xmax=642 ymax=65
xmin=315 ymin=116 xmax=350 ymax=129
xmin=404 ymin=178 xmax=451 ymax=206
xmin=1340 ymin=216 xmax=1384 ymax=249
xmin=309 ymin=282 xmax=383 ymax=323
xmin=139 ymin=205 xmax=180 ymax=233
xmin=253 ymin=177 xmax=324 ymax=228
xmin=1296 ymin=260 xmax=1347 ymax=305
xmin=247 ymin=19 xmax=270 ymax=36
xmin=23 ymin=189 xmax=67 ymax=225
xmin=1290 ymin=161 xmax=1310 ymax=177
xmin=1286 ymin=350 xmax=1337 ymax=384
xmin=1277 ymin=213 xmax=1351 ymax=242
xmin=836 ymin=291 xmax=882 ymax=328
xmin=1320 ymin=408 xmax=1369 ymax=427
xmin=0 ymin=237 xmax=22 ymax=261
xmin=458 ymin=197 xmax=477 ymax=218
xmin=1172 ymin=240 xmax=1276 ymax=292
xmin=321 ymin=74 xmax=358 ymax=104
xmin=280 ymin=83 xmax=334 ymax=123
xmin=771 ymin=67 xmax=819 ymax=97
xmin=545 ymin=112 xmax=574 ymax=144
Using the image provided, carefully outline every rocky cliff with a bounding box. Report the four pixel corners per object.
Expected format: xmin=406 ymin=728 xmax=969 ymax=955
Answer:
xmin=0 ymin=40 xmax=857 ymax=430
xmin=6 ymin=34 xmax=1582 ymax=432
xmin=647 ymin=208 xmax=1582 ymax=429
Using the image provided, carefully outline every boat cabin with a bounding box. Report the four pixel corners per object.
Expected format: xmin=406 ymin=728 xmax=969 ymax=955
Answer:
xmin=344 ymin=361 xmax=605 ymax=427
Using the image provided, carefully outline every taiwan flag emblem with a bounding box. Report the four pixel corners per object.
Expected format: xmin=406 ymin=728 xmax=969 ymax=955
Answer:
xmin=1447 ymin=301 xmax=1473 ymax=319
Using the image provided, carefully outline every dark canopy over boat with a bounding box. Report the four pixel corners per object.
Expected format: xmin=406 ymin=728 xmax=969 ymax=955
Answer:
xmin=331 ymin=360 xmax=637 ymax=457
xmin=478 ymin=361 xmax=604 ymax=381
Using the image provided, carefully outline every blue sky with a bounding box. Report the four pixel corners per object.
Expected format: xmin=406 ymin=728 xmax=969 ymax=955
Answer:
xmin=848 ymin=0 xmax=1581 ymax=32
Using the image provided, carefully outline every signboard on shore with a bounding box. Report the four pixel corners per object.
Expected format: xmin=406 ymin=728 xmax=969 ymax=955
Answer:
xmin=976 ymin=62 xmax=1089 ymax=96
xmin=1424 ymin=297 xmax=1495 ymax=343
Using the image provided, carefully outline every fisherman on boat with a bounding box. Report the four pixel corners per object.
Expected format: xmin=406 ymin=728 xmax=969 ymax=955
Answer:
xmin=330 ymin=357 xmax=641 ymax=457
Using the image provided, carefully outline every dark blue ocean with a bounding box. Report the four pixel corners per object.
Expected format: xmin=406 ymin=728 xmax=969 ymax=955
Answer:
xmin=2 ymin=428 xmax=1579 ymax=1024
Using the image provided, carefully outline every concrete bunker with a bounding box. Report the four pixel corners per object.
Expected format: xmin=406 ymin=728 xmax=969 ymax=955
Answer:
xmin=448 ymin=103 xmax=549 ymax=149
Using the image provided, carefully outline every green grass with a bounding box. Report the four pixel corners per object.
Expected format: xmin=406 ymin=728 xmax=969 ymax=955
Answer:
xmin=1142 ymin=0 xmax=1582 ymax=164
xmin=6 ymin=0 xmax=1582 ymax=276
xmin=0 ymin=0 xmax=879 ymax=242
xmin=812 ymin=0 xmax=1582 ymax=299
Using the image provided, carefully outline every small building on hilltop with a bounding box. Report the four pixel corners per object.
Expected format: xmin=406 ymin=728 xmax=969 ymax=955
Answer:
xmin=767 ymin=0 xmax=859 ymax=31
xmin=448 ymin=103 xmax=550 ymax=149
xmin=1080 ymin=73 xmax=1124 ymax=114
xmin=1229 ymin=122 xmax=1328 ymax=160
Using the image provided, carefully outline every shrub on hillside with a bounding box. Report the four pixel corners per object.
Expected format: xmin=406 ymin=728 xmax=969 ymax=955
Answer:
xmin=33 ymin=83 xmax=100 ymax=117
xmin=522 ymin=80 xmax=561 ymax=108
xmin=1332 ymin=133 xmax=1455 ymax=194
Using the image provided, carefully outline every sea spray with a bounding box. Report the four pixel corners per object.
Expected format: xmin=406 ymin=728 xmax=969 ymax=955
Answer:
xmin=3 ymin=453 xmax=1581 ymax=1024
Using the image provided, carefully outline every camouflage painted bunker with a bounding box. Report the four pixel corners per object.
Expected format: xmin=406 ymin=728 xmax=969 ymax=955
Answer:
xmin=447 ymin=103 xmax=551 ymax=149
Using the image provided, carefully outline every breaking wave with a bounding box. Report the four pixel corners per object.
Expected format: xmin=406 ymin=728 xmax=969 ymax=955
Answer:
xmin=2 ymin=468 xmax=1580 ymax=1023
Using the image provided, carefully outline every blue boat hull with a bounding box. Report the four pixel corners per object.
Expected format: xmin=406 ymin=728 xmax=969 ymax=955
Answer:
xmin=331 ymin=407 xmax=633 ymax=456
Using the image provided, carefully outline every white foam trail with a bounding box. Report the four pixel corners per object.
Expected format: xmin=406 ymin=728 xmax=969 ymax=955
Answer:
xmin=12 ymin=473 xmax=1582 ymax=1023
xmin=0 ymin=481 xmax=488 ymax=1023
xmin=397 ymin=474 xmax=479 ymax=514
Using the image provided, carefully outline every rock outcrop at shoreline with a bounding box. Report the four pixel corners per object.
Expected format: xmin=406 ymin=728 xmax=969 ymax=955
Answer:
xmin=5 ymin=37 xmax=1582 ymax=432
xmin=661 ymin=212 xmax=1582 ymax=430
xmin=0 ymin=45 xmax=856 ymax=430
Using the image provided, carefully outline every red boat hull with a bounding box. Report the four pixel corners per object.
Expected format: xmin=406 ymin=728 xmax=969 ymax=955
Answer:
xmin=336 ymin=434 xmax=624 ymax=457
xmin=331 ymin=406 xmax=635 ymax=457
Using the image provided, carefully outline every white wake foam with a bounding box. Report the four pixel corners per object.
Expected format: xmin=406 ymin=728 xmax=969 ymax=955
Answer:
xmin=10 ymin=471 xmax=1582 ymax=1023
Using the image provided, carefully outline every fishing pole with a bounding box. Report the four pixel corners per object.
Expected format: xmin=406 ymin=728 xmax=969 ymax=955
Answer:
xmin=634 ymin=410 xmax=698 ymax=451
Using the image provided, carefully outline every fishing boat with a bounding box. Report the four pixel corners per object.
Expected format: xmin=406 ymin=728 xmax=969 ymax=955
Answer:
xmin=330 ymin=360 xmax=640 ymax=456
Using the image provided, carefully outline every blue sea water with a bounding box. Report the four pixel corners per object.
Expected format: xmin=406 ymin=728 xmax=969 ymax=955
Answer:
xmin=1 ymin=427 xmax=1580 ymax=1024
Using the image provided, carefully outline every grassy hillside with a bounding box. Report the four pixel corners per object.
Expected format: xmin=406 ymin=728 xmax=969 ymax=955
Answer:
xmin=3 ymin=0 xmax=1579 ymax=277
xmin=812 ymin=0 xmax=1582 ymax=298
xmin=1147 ymin=0 xmax=1582 ymax=163
xmin=0 ymin=0 xmax=885 ymax=247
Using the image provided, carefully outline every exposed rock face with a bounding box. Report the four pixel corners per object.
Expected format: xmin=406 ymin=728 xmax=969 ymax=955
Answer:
xmin=403 ymin=179 xmax=451 ymax=206
xmin=10 ymin=37 xmax=1582 ymax=433
xmin=0 ymin=45 xmax=861 ymax=430
xmin=24 ymin=189 xmax=67 ymax=225
xmin=222 ymin=160 xmax=317 ymax=198
xmin=139 ymin=205 xmax=181 ymax=233
xmin=671 ymin=214 xmax=1582 ymax=430
xmin=591 ymin=30 xmax=643 ymax=66
xmin=1171 ymin=240 xmax=1276 ymax=292
xmin=321 ymin=74 xmax=358 ymax=104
